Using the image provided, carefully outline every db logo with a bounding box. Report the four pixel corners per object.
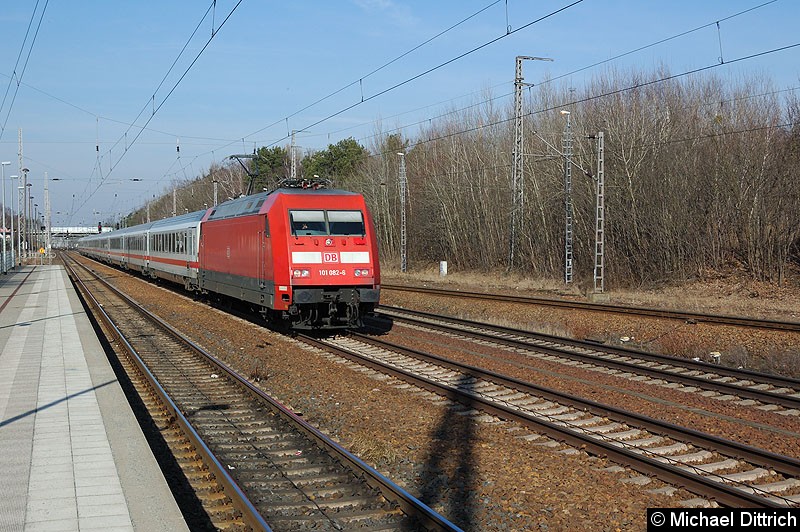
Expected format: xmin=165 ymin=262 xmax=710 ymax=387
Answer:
xmin=323 ymin=252 xmax=339 ymax=263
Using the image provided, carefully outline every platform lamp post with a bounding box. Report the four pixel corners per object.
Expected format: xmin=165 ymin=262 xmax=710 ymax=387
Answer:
xmin=39 ymin=214 xmax=44 ymax=255
xmin=21 ymin=167 xmax=28 ymax=259
xmin=33 ymin=203 xmax=39 ymax=252
xmin=26 ymin=185 xmax=33 ymax=259
xmin=17 ymin=184 xmax=23 ymax=264
xmin=1 ymin=161 xmax=9 ymax=273
xmin=10 ymin=175 xmax=17 ymax=268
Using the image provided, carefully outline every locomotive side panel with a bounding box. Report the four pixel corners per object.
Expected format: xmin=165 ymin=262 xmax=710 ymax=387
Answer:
xmin=199 ymin=214 xmax=274 ymax=307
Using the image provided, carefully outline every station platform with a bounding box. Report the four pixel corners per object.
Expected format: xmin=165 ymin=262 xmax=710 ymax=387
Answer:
xmin=0 ymin=265 xmax=188 ymax=531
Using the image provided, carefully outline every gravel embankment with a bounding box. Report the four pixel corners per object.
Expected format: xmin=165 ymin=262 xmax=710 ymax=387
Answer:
xmin=82 ymin=261 xmax=799 ymax=530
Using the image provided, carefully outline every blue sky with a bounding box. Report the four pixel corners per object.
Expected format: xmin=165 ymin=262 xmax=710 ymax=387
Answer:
xmin=0 ymin=0 xmax=797 ymax=226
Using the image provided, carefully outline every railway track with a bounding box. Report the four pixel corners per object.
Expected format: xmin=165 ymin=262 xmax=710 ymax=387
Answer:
xmin=375 ymin=306 xmax=800 ymax=413
xmin=299 ymin=332 xmax=800 ymax=509
xmin=63 ymin=254 xmax=458 ymax=531
xmin=381 ymin=284 xmax=800 ymax=332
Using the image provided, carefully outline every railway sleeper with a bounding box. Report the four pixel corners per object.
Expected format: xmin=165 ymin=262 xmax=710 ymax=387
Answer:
xmin=264 ymin=509 xmax=406 ymax=529
xmin=197 ymin=420 xmax=271 ymax=431
xmin=196 ymin=491 xmax=230 ymax=506
xmin=618 ymin=435 xmax=664 ymax=447
xmin=734 ymin=478 xmax=800 ymax=495
xmin=283 ymin=464 xmax=351 ymax=478
xmin=601 ymin=428 xmax=644 ymax=441
xmin=211 ymin=435 xmax=308 ymax=449
xmin=550 ymin=411 xmax=586 ymax=422
xmin=767 ymin=494 xmax=800 ymax=506
xmin=651 ymin=449 xmax=713 ymax=464
xmin=635 ymin=442 xmax=690 ymax=456
xmin=585 ymin=422 xmax=624 ymax=433
xmin=718 ymin=467 xmax=775 ymax=483
xmin=241 ymin=472 xmax=354 ymax=489
xmin=532 ymin=405 xmax=571 ymax=416
xmin=569 ymin=416 xmax=609 ymax=427
xmin=266 ymin=454 xmax=323 ymax=467
xmin=254 ymin=494 xmax=387 ymax=513
xmin=231 ymin=463 xmax=336 ymax=478
xmin=244 ymin=481 xmax=343 ymax=499
xmin=678 ymin=458 xmax=741 ymax=473
xmin=291 ymin=472 xmax=358 ymax=487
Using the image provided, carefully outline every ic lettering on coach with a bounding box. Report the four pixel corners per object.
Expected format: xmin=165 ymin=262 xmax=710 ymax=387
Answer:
xmin=323 ymin=252 xmax=339 ymax=263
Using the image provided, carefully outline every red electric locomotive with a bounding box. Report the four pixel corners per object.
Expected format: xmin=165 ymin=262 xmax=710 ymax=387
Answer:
xmin=199 ymin=185 xmax=381 ymax=328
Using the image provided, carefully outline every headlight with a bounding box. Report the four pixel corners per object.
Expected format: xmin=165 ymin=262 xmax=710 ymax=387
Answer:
xmin=292 ymin=269 xmax=310 ymax=278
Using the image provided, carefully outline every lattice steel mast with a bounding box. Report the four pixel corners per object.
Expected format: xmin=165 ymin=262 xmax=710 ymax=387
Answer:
xmin=398 ymin=152 xmax=407 ymax=273
xmin=509 ymin=55 xmax=552 ymax=269
xmin=561 ymin=110 xmax=574 ymax=284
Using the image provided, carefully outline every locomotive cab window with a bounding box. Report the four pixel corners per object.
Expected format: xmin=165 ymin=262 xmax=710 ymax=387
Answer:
xmin=290 ymin=210 xmax=327 ymax=236
xmin=328 ymin=210 xmax=365 ymax=236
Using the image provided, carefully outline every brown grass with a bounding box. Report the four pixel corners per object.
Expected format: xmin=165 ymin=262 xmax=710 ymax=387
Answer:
xmin=347 ymin=434 xmax=402 ymax=467
xmin=383 ymin=263 xmax=800 ymax=322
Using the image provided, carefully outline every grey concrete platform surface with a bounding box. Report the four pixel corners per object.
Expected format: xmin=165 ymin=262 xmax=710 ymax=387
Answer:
xmin=0 ymin=265 xmax=188 ymax=532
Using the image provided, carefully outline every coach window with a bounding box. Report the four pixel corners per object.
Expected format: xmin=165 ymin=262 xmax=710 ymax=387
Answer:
xmin=328 ymin=210 xmax=365 ymax=236
xmin=289 ymin=210 xmax=327 ymax=236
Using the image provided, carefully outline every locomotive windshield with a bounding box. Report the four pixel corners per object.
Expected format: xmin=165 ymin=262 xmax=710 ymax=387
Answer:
xmin=290 ymin=209 xmax=365 ymax=236
xmin=328 ymin=210 xmax=364 ymax=235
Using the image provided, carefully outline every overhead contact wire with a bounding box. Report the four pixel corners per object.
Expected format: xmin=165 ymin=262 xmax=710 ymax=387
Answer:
xmin=76 ymin=0 xmax=244 ymax=213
